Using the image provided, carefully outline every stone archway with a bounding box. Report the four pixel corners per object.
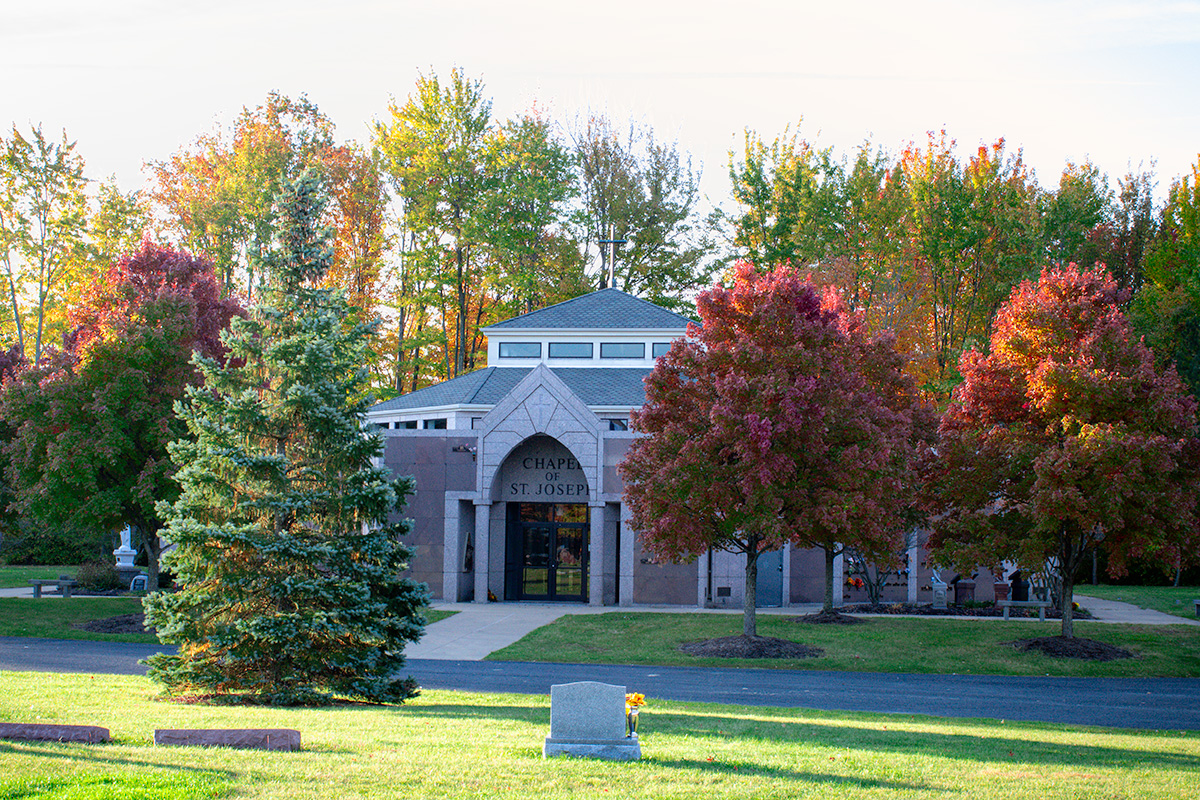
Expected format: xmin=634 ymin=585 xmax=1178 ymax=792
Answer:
xmin=495 ymin=435 xmax=592 ymax=601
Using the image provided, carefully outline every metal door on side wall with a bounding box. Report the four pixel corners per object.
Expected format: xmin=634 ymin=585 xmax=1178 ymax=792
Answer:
xmin=756 ymin=549 xmax=783 ymax=607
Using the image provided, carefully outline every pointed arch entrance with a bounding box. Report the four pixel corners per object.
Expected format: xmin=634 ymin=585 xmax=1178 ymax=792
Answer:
xmin=495 ymin=435 xmax=591 ymax=601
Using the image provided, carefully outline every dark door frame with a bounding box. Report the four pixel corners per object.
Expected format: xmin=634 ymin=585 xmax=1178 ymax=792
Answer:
xmin=504 ymin=502 xmax=589 ymax=602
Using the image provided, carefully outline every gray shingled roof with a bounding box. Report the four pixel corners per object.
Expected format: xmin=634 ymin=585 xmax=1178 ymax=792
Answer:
xmin=370 ymin=366 xmax=650 ymax=412
xmin=485 ymin=288 xmax=695 ymax=330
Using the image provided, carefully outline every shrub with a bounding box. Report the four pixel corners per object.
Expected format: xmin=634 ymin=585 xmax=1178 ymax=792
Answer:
xmin=75 ymin=559 xmax=123 ymax=591
xmin=0 ymin=525 xmax=107 ymax=565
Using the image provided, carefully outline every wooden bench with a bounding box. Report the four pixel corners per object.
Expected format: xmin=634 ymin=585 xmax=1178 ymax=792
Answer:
xmin=998 ymin=599 xmax=1052 ymax=621
xmin=29 ymin=579 xmax=78 ymax=598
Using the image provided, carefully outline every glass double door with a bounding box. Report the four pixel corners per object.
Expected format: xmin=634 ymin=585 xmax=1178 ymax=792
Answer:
xmin=509 ymin=503 xmax=588 ymax=601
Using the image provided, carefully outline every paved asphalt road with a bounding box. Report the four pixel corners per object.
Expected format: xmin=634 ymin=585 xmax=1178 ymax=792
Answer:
xmin=3 ymin=636 xmax=1198 ymax=731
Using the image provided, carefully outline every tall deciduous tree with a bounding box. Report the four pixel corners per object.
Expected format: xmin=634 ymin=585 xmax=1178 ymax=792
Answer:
xmin=483 ymin=110 xmax=586 ymax=318
xmin=620 ymin=263 xmax=928 ymax=636
xmin=927 ymin=265 xmax=1200 ymax=638
xmin=1134 ymin=159 xmax=1200 ymax=398
xmin=573 ymin=114 xmax=712 ymax=311
xmin=0 ymin=243 xmax=241 ymax=588
xmin=149 ymin=92 xmax=336 ymax=300
xmin=0 ymin=125 xmax=89 ymax=362
xmin=900 ymin=133 xmax=1043 ymax=392
xmin=376 ymin=69 xmax=493 ymax=380
xmin=1043 ymin=160 xmax=1112 ymax=270
xmin=143 ymin=171 xmax=427 ymax=704
xmin=89 ymin=177 xmax=149 ymax=268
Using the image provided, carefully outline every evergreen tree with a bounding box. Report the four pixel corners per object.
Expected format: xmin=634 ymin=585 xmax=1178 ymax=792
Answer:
xmin=144 ymin=171 xmax=427 ymax=705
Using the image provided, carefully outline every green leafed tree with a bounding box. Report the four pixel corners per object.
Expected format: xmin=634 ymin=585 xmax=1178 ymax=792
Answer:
xmin=483 ymin=110 xmax=587 ymax=319
xmin=144 ymin=171 xmax=427 ymax=705
xmin=573 ymin=113 xmax=713 ymax=311
xmin=1134 ymin=158 xmax=1200 ymax=398
xmin=375 ymin=69 xmax=493 ymax=380
xmin=0 ymin=125 xmax=89 ymax=362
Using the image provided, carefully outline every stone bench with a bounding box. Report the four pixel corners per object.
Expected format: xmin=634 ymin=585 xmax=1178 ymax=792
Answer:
xmin=1193 ymin=599 xmax=1199 ymax=618
xmin=998 ymin=599 xmax=1052 ymax=621
xmin=29 ymin=579 xmax=78 ymax=599
xmin=0 ymin=722 xmax=109 ymax=743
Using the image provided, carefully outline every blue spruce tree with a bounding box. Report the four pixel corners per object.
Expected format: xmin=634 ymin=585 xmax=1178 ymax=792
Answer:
xmin=145 ymin=170 xmax=427 ymax=704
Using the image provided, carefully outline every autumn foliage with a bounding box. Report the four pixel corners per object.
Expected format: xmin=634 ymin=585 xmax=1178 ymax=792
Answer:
xmin=0 ymin=242 xmax=242 ymax=585
xmin=926 ymin=264 xmax=1200 ymax=637
xmin=620 ymin=263 xmax=930 ymax=634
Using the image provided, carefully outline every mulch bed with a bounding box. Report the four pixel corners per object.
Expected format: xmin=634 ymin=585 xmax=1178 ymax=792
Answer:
xmin=73 ymin=613 xmax=155 ymax=635
xmin=1006 ymin=636 xmax=1135 ymax=661
xmin=679 ymin=634 xmax=823 ymax=659
xmin=838 ymin=602 xmax=1093 ymax=620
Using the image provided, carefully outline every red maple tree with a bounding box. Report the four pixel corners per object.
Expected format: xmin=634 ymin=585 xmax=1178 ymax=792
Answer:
xmin=927 ymin=264 xmax=1200 ymax=637
xmin=620 ymin=263 xmax=930 ymax=635
xmin=1 ymin=242 xmax=243 ymax=587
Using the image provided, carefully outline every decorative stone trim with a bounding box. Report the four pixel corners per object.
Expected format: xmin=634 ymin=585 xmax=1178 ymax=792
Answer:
xmin=154 ymin=728 xmax=301 ymax=751
xmin=0 ymin=722 xmax=110 ymax=743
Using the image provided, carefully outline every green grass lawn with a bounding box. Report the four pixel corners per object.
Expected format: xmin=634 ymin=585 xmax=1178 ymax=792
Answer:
xmin=0 ymin=565 xmax=77 ymax=589
xmin=0 ymin=597 xmax=455 ymax=644
xmin=488 ymin=612 xmax=1200 ymax=678
xmin=0 ymin=597 xmax=155 ymax=642
xmin=1 ymin=671 xmax=1197 ymax=799
xmin=1076 ymin=585 xmax=1200 ymax=619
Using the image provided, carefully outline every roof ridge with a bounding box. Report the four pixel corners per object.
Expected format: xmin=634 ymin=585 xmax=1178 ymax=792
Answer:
xmin=484 ymin=288 xmax=695 ymax=330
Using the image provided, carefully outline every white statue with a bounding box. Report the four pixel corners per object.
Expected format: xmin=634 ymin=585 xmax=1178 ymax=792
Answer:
xmin=113 ymin=525 xmax=137 ymax=569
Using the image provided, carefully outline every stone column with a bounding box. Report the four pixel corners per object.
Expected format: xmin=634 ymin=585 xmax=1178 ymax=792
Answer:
xmin=833 ymin=549 xmax=844 ymax=607
xmin=442 ymin=499 xmax=461 ymax=603
xmin=619 ymin=503 xmax=635 ymax=606
xmin=588 ymin=502 xmax=605 ymax=606
xmin=907 ymin=542 xmax=919 ymax=604
xmin=473 ymin=501 xmax=491 ymax=604
xmin=781 ymin=544 xmax=792 ymax=607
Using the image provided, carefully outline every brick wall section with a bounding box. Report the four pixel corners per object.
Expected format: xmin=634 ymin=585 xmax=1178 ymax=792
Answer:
xmin=383 ymin=433 xmax=476 ymax=598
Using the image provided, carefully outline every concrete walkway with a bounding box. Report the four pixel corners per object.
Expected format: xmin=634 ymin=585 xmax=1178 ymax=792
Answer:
xmin=1072 ymin=593 xmax=1200 ymax=626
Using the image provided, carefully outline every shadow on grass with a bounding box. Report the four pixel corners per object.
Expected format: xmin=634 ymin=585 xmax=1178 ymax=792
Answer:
xmin=400 ymin=704 xmax=1200 ymax=772
xmin=0 ymin=740 xmax=240 ymax=777
xmin=646 ymin=710 xmax=1200 ymax=771
xmin=647 ymin=756 xmax=927 ymax=791
xmin=407 ymin=702 xmax=547 ymax=724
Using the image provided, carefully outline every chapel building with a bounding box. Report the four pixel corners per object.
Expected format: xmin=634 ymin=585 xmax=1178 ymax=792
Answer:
xmin=369 ymin=289 xmax=941 ymax=607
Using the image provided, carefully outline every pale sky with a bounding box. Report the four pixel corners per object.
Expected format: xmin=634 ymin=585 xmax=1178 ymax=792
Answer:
xmin=3 ymin=0 xmax=1198 ymax=213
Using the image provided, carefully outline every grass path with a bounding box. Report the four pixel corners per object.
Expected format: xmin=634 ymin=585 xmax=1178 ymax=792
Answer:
xmin=1 ymin=671 xmax=1198 ymax=799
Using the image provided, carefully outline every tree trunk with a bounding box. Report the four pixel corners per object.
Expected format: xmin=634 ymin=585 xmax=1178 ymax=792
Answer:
xmin=135 ymin=524 xmax=162 ymax=592
xmin=394 ymin=307 xmax=407 ymax=394
xmin=1060 ymin=564 xmax=1075 ymax=639
xmin=5 ymin=273 xmax=23 ymax=354
xmin=823 ymin=546 xmax=836 ymax=613
xmin=1059 ymin=521 xmax=1081 ymax=639
xmin=743 ymin=540 xmax=758 ymax=637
